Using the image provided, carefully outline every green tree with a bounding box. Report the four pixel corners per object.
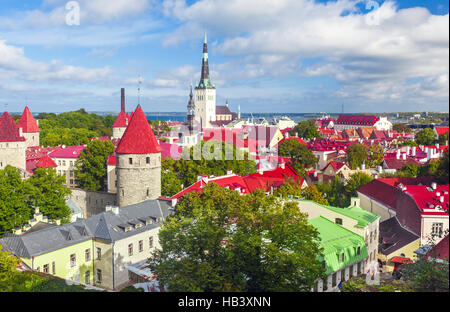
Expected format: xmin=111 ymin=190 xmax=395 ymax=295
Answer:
xmin=161 ymin=158 xmax=183 ymax=197
xmin=397 ymin=232 xmax=449 ymax=292
xmin=368 ymin=144 xmax=384 ymax=167
xmin=347 ymin=144 xmax=369 ymax=170
xmin=399 ymin=140 xmax=418 ymax=147
xmin=278 ymin=139 xmax=318 ymax=175
xmin=436 ymin=150 xmax=449 ymax=184
xmin=400 ymin=164 xmax=419 ymax=178
xmin=415 ymin=128 xmax=437 ymax=146
xmin=344 ymin=172 xmax=373 ymax=197
xmin=301 ymin=185 xmax=329 ymax=205
xmin=392 ymin=123 xmax=412 ymax=133
xmin=74 ymin=140 xmax=115 ymax=191
xmin=273 ymin=177 xmax=303 ymax=198
xmin=149 ymin=183 xmax=325 ymax=292
xmin=317 ymin=176 xmax=349 ymax=208
xmin=289 ymin=119 xmax=321 ymax=140
xmin=27 ymin=168 xmax=72 ymax=223
xmin=0 ymin=166 xmax=32 ymax=236
xmin=438 ymin=131 xmax=448 ymax=146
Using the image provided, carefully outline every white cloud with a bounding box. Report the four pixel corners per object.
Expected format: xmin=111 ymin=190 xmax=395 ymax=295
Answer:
xmin=0 ymin=40 xmax=113 ymax=83
xmin=161 ymin=0 xmax=448 ymax=107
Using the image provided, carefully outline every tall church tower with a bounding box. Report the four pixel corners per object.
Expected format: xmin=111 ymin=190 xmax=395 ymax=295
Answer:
xmin=195 ymin=32 xmax=216 ymax=129
xmin=115 ymin=105 xmax=161 ymax=207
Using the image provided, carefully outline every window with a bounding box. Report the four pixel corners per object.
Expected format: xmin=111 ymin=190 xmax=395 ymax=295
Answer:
xmin=70 ymin=171 xmax=73 ymax=177
xmin=85 ymin=249 xmax=91 ymax=262
xmin=96 ymin=269 xmax=102 ymax=284
xmin=349 ymin=265 xmax=354 ymax=277
xmin=52 ymin=261 xmax=56 ymax=275
xmin=70 ymin=254 xmax=76 ymax=267
xmin=332 ymin=273 xmax=337 ymax=287
xmin=400 ymin=253 xmax=406 ymax=257
xmin=149 ymin=237 xmax=154 ymax=248
xmin=96 ymin=247 xmax=102 ymax=260
xmin=335 ymin=218 xmax=343 ymax=225
xmin=63 ymin=160 xmax=66 ymax=166
xmin=43 ymin=264 xmax=49 ymax=274
xmin=432 ymin=223 xmax=443 ymax=237
xmin=147 ymin=189 xmax=150 ymax=197
xmin=85 ymin=271 xmax=90 ymax=284
xmin=70 ymin=179 xmax=74 ymax=185
xmin=70 ymin=161 xmax=73 ymax=166
xmin=356 ymin=246 xmax=361 ymax=256
xmin=128 ymin=243 xmax=133 ymax=256
xmin=58 ymin=160 xmax=61 ymax=166
xmin=139 ymin=240 xmax=143 ymax=252
xmin=340 ymin=253 xmax=345 ymax=263
xmin=129 ymin=158 xmax=133 ymax=165
xmin=146 ymin=157 xmax=150 ymax=164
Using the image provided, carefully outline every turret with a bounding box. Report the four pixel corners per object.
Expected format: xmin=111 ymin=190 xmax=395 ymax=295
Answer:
xmin=115 ymin=105 xmax=161 ymax=207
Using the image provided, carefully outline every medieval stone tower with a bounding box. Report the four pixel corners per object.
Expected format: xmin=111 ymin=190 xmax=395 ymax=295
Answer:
xmin=17 ymin=106 xmax=40 ymax=147
xmin=115 ymin=105 xmax=161 ymax=207
xmin=112 ymin=88 xmax=129 ymax=139
xmin=0 ymin=111 xmax=26 ymax=171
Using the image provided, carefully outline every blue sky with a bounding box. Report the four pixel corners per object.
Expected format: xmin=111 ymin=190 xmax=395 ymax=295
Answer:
xmin=0 ymin=0 xmax=448 ymax=114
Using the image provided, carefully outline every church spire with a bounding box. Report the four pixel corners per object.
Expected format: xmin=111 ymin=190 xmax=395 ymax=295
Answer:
xmin=198 ymin=31 xmax=214 ymax=89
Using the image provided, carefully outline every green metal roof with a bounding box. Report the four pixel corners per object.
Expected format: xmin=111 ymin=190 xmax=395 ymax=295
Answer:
xmin=309 ymin=217 xmax=368 ymax=275
xmin=292 ymin=198 xmax=379 ymax=227
xmin=322 ymin=204 xmax=379 ymax=227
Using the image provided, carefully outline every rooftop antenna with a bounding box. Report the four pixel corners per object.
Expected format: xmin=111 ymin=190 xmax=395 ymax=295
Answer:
xmin=137 ymin=75 xmax=142 ymax=107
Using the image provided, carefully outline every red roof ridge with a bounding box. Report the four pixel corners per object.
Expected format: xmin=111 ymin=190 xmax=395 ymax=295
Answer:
xmin=112 ymin=110 xmax=128 ymax=128
xmin=36 ymin=155 xmax=57 ymax=168
xmin=0 ymin=111 xmax=26 ymax=142
xmin=17 ymin=106 xmax=40 ymax=133
xmin=116 ymin=106 xmax=161 ymax=154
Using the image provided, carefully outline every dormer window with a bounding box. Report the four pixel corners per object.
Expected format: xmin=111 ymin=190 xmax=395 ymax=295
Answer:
xmin=356 ymin=247 xmax=361 ymax=256
xmin=340 ymin=253 xmax=345 ymax=263
xmin=335 ymin=218 xmax=343 ymax=225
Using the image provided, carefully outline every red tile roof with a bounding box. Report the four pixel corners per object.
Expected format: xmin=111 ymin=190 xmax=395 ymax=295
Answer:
xmin=106 ymin=154 xmax=116 ymax=166
xmin=171 ymin=164 xmax=302 ymax=199
xmin=326 ymin=161 xmax=346 ymax=172
xmin=434 ymin=126 xmax=449 ymax=137
xmin=427 ymin=235 xmax=449 ymax=260
xmin=36 ymin=155 xmax=57 ymax=168
xmin=0 ymin=111 xmax=26 ymax=142
xmin=116 ymin=106 xmax=161 ymax=154
xmin=48 ymin=145 xmax=86 ymax=159
xmin=275 ymin=137 xmax=307 ymax=148
xmin=336 ymin=115 xmax=379 ymax=126
xmin=17 ymin=106 xmax=40 ymax=133
xmin=383 ymin=157 xmax=421 ymax=170
xmin=112 ymin=110 xmax=128 ymax=128
xmin=405 ymin=184 xmax=449 ymax=216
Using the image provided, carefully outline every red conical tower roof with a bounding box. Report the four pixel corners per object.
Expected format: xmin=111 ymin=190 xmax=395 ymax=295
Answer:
xmin=116 ymin=106 xmax=161 ymax=154
xmin=36 ymin=155 xmax=57 ymax=168
xmin=112 ymin=110 xmax=128 ymax=128
xmin=0 ymin=111 xmax=26 ymax=142
xmin=17 ymin=106 xmax=40 ymax=133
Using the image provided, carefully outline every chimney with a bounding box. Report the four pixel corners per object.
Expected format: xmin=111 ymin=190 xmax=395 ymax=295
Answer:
xmin=412 ymin=146 xmax=416 ymax=156
xmin=406 ymin=146 xmax=411 ymax=155
xmin=226 ymin=169 xmax=233 ymax=175
xmin=284 ymin=132 xmax=289 ymax=139
xmin=402 ymin=153 xmax=406 ymax=160
xmin=18 ymin=127 xmax=23 ymax=137
xmin=431 ymin=182 xmax=437 ymax=190
xmin=313 ymin=171 xmax=318 ymax=178
xmin=121 ymin=88 xmax=126 ymax=112
xmin=396 ymin=150 xmax=400 ymax=160
xmin=427 ymin=148 xmax=432 ymax=161
xmin=171 ymin=198 xmax=178 ymax=207
xmin=440 ymin=196 xmax=445 ymax=203
xmin=279 ymin=162 xmax=285 ymax=169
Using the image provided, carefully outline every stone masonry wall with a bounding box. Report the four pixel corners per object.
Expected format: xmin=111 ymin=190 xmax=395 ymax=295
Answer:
xmin=116 ymin=153 xmax=161 ymax=207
